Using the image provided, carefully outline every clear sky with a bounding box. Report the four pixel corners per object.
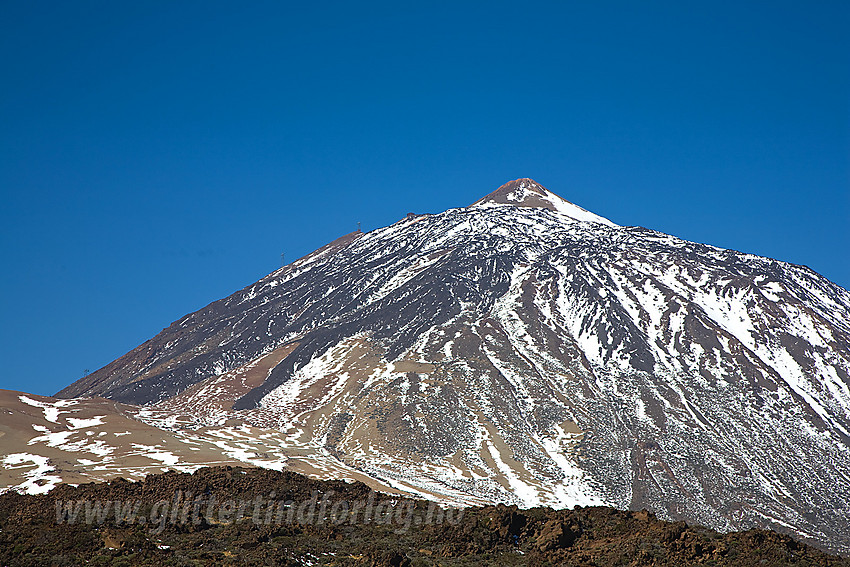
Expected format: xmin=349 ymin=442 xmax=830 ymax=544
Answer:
xmin=1 ymin=1 xmax=848 ymax=396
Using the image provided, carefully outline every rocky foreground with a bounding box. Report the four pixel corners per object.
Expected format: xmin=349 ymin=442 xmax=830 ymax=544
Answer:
xmin=0 ymin=467 xmax=846 ymax=566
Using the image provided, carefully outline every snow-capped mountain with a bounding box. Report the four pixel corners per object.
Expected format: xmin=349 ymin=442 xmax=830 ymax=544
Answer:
xmin=52 ymin=178 xmax=850 ymax=552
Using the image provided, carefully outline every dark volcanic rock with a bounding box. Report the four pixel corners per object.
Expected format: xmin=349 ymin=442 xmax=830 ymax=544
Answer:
xmin=2 ymin=468 xmax=848 ymax=566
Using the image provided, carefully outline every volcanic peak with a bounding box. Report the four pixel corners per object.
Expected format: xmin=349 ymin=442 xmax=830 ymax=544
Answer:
xmin=470 ymin=178 xmax=616 ymax=226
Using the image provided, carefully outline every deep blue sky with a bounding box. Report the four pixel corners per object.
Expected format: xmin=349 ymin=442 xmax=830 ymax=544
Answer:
xmin=1 ymin=1 xmax=847 ymax=396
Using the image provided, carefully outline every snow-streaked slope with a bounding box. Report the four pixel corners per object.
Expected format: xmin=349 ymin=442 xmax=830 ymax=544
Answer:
xmin=0 ymin=390 xmax=409 ymax=499
xmin=55 ymin=179 xmax=850 ymax=554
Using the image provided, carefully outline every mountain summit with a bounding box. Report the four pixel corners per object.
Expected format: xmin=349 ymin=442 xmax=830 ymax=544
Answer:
xmin=470 ymin=178 xmax=616 ymax=226
xmin=51 ymin=178 xmax=850 ymax=553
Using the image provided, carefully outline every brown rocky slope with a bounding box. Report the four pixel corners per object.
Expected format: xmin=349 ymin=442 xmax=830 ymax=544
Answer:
xmin=1 ymin=466 xmax=847 ymax=566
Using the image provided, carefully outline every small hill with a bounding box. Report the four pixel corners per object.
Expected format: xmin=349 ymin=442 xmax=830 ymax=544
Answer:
xmin=1 ymin=466 xmax=847 ymax=566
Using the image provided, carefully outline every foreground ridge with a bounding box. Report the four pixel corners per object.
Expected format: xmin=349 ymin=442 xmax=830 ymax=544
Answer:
xmin=2 ymin=467 xmax=848 ymax=566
